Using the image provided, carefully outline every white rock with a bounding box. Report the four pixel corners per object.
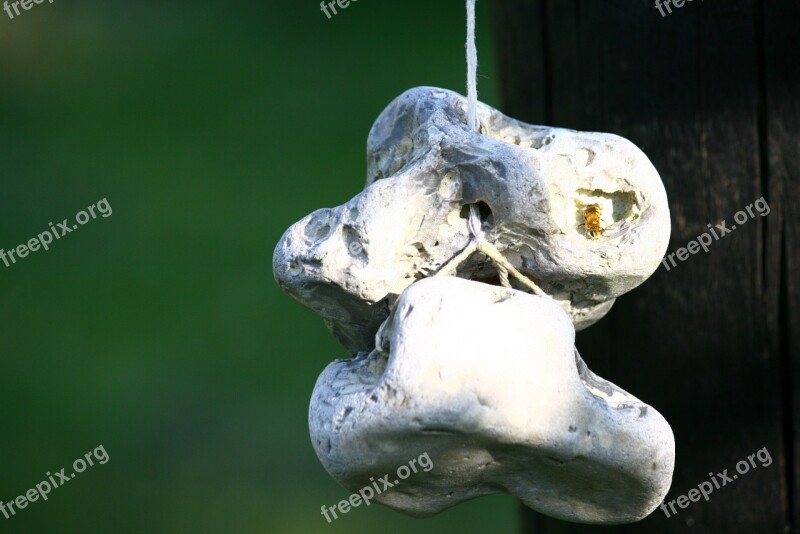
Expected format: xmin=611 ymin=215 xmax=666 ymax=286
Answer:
xmin=274 ymin=87 xmax=671 ymax=353
xmin=310 ymin=277 xmax=675 ymax=524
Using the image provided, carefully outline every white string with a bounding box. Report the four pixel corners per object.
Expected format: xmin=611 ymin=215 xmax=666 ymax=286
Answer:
xmin=467 ymin=204 xmax=482 ymax=237
xmin=466 ymin=0 xmax=482 ymax=274
xmin=496 ymin=262 xmax=511 ymax=289
xmin=466 ymin=0 xmax=479 ymax=132
xmin=438 ymin=0 xmax=545 ymax=296
xmin=438 ymin=207 xmax=547 ymax=297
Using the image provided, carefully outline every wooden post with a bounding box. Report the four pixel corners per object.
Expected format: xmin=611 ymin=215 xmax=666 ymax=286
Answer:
xmin=491 ymin=1 xmax=800 ymax=532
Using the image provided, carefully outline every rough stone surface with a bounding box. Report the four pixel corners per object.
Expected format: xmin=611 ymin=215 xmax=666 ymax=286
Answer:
xmin=310 ymin=277 xmax=675 ymax=524
xmin=274 ymin=87 xmax=671 ymax=353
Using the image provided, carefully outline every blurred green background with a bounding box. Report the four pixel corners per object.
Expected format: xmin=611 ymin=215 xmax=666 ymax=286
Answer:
xmin=0 ymin=1 xmax=519 ymax=532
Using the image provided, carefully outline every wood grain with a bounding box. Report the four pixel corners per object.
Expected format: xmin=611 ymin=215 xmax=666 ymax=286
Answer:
xmin=491 ymin=0 xmax=798 ymax=531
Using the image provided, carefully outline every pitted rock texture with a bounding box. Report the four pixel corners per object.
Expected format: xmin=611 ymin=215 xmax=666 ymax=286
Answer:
xmin=310 ymin=277 xmax=675 ymax=524
xmin=274 ymin=87 xmax=670 ymax=353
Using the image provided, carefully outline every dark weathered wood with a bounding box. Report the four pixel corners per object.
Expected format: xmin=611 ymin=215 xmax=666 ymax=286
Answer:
xmin=491 ymin=0 xmax=798 ymax=532
xmin=763 ymin=1 xmax=800 ymax=529
xmin=490 ymin=0 xmax=546 ymax=124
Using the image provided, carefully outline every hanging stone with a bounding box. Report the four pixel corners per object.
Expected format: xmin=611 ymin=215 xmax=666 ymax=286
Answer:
xmin=274 ymin=87 xmax=671 ymax=352
xmin=273 ymin=86 xmax=674 ymax=524
xmin=309 ymin=276 xmax=674 ymax=523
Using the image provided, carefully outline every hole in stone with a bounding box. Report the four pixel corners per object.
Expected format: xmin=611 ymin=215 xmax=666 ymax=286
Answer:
xmin=305 ymin=222 xmax=331 ymax=242
xmin=476 ymin=201 xmax=493 ymax=223
xmin=483 ymin=124 xmax=556 ymax=150
xmin=458 ymin=201 xmax=494 ymax=225
xmin=336 ymin=406 xmax=353 ymax=426
xmin=471 ymin=274 xmax=503 ymax=287
xmin=574 ymin=189 xmax=639 ymax=238
xmin=343 ymin=227 xmax=367 ymax=262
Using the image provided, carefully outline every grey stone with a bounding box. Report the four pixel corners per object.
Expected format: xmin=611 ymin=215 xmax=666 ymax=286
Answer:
xmin=310 ymin=277 xmax=675 ymax=524
xmin=274 ymin=87 xmax=670 ymax=353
